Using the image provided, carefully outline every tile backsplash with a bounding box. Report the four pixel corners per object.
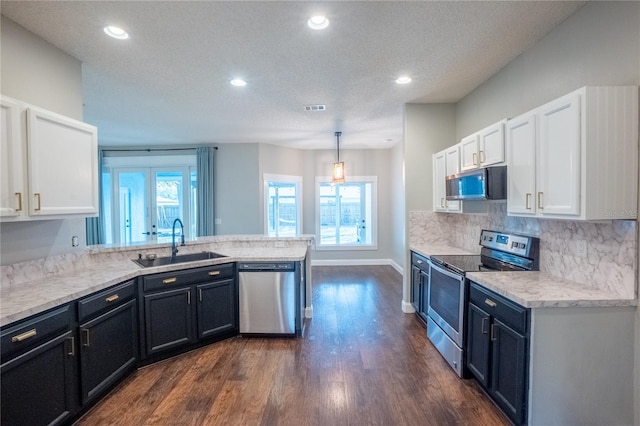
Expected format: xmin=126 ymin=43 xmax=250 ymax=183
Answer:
xmin=410 ymin=203 xmax=637 ymax=298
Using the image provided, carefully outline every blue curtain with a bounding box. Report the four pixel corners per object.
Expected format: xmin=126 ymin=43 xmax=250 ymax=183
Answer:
xmin=85 ymin=148 xmax=104 ymax=245
xmin=196 ymin=146 xmax=216 ymax=236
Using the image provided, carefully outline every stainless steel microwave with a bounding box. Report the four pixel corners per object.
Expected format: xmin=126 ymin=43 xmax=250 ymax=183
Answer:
xmin=445 ymin=166 xmax=507 ymax=200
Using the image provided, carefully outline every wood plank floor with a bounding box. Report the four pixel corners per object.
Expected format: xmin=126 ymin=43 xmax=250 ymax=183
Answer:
xmin=76 ymin=265 xmax=509 ymax=426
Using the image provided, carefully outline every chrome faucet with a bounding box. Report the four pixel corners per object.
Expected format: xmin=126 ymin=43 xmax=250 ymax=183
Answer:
xmin=171 ymin=218 xmax=185 ymax=258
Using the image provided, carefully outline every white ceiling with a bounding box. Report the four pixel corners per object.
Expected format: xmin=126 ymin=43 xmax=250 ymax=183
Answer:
xmin=1 ymin=1 xmax=585 ymax=150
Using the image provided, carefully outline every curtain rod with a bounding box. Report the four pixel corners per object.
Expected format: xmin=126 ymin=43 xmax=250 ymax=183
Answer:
xmin=103 ymin=147 xmax=218 ymax=152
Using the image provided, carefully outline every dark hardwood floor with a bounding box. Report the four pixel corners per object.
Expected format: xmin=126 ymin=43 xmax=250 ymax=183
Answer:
xmin=76 ymin=265 xmax=509 ymax=426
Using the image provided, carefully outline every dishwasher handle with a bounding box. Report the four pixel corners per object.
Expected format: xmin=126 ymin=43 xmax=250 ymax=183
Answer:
xmin=238 ymin=262 xmax=295 ymax=272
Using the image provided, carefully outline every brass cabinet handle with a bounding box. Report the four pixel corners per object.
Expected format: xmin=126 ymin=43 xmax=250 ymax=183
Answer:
xmin=11 ymin=329 xmax=37 ymax=342
xmin=163 ymin=277 xmax=177 ymax=284
xmin=34 ymin=193 xmax=41 ymax=211
xmin=105 ymin=294 xmax=119 ymax=302
xmin=538 ymin=192 xmax=543 ymax=209
xmin=208 ymin=271 xmax=220 ymax=276
xmin=472 ymin=152 xmax=477 ymax=165
xmin=82 ymin=329 xmax=90 ymax=347
xmin=484 ymin=298 xmax=497 ymax=308
xmin=525 ymin=193 xmax=532 ymax=210
xmin=490 ymin=324 xmax=497 ymax=342
xmin=67 ymin=336 xmax=75 ymax=356
xmin=479 ymin=150 xmax=485 ymax=164
xmin=481 ymin=318 xmax=488 ymax=334
xmin=15 ymin=193 xmax=22 ymax=211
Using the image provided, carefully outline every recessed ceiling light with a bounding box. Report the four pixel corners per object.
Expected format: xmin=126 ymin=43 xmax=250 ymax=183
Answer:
xmin=230 ymin=78 xmax=247 ymax=87
xmin=395 ymin=76 xmax=412 ymax=85
xmin=308 ymin=15 xmax=329 ymax=30
xmin=103 ymin=25 xmax=129 ymax=40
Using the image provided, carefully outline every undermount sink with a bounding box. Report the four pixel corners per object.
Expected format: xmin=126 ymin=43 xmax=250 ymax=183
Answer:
xmin=133 ymin=251 xmax=227 ymax=268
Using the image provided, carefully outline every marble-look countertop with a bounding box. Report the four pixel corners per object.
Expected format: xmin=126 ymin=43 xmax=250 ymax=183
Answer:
xmin=467 ymin=271 xmax=637 ymax=309
xmin=1 ymin=244 xmax=309 ymax=327
xmin=409 ymin=243 xmax=477 ymax=258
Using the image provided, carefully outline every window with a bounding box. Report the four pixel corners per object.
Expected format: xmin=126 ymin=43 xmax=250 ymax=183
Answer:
xmin=264 ymin=174 xmax=302 ymax=237
xmin=315 ymin=176 xmax=377 ymax=250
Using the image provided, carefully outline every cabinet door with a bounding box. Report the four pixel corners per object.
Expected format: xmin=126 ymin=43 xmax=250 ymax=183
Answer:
xmin=444 ymin=146 xmax=461 ymax=212
xmin=197 ymin=279 xmax=236 ymax=339
xmin=460 ymin=134 xmax=479 ymax=171
xmin=1 ymin=331 xmax=77 ymax=426
xmin=410 ymin=265 xmax=421 ymax=311
xmin=418 ymin=270 xmax=429 ymax=322
xmin=537 ymin=92 xmax=581 ymax=216
xmin=144 ymin=287 xmax=195 ymax=356
xmin=0 ymin=97 xmax=25 ymax=219
xmin=491 ymin=319 xmax=527 ymax=425
xmin=506 ymin=112 xmax=537 ymax=216
xmin=433 ymin=151 xmax=447 ymax=212
xmin=466 ymin=303 xmax=491 ymax=388
xmin=478 ymin=120 xmax=505 ymax=167
xmin=79 ymin=300 xmax=138 ymax=405
xmin=26 ymin=106 xmax=98 ymax=216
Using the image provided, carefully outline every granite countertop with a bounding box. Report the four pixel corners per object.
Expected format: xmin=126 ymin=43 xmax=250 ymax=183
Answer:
xmin=467 ymin=271 xmax=637 ymax=309
xmin=410 ymin=243 xmax=476 ymax=258
xmin=1 ymin=242 xmax=309 ymax=327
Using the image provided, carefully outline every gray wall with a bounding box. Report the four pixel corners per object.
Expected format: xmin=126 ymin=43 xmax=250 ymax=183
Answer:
xmin=452 ymin=2 xmax=640 ymax=422
xmin=390 ymin=141 xmax=405 ymax=268
xmin=0 ymin=16 xmax=87 ymax=265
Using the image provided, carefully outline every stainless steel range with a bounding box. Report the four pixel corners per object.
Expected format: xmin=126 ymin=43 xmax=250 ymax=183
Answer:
xmin=426 ymin=230 xmax=539 ymax=377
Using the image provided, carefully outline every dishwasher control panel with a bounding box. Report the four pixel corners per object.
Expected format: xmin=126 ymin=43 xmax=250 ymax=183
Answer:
xmin=238 ymin=262 xmax=295 ymax=271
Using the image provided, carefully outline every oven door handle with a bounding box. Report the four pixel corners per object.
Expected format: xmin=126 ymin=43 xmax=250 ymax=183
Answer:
xmin=428 ymin=260 xmax=465 ymax=281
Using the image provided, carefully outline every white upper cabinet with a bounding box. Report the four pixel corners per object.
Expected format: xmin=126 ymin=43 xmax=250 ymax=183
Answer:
xmin=460 ymin=119 xmax=506 ymax=171
xmin=507 ymin=86 xmax=638 ymax=220
xmin=0 ymin=97 xmax=25 ymax=218
xmin=433 ymin=145 xmax=461 ymax=213
xmin=0 ymin=96 xmax=99 ymax=221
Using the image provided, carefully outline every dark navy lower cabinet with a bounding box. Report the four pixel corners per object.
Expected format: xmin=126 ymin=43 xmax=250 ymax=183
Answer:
xmin=1 ymin=305 xmax=78 ymax=426
xmin=197 ymin=278 xmax=236 ymax=339
xmin=467 ymin=282 xmax=529 ymax=426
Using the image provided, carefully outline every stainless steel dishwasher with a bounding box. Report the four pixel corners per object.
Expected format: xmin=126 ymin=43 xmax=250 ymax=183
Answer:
xmin=238 ymin=262 xmax=299 ymax=335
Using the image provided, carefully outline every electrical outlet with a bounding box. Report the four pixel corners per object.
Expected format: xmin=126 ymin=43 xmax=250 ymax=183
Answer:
xmin=71 ymin=235 xmax=79 ymax=247
xmin=575 ymin=239 xmax=587 ymax=258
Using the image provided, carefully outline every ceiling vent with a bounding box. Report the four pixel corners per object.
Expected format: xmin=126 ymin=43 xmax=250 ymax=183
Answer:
xmin=303 ymin=104 xmax=326 ymax=112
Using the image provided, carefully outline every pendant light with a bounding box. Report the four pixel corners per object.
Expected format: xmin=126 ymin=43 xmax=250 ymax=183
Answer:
xmin=332 ymin=131 xmax=345 ymax=184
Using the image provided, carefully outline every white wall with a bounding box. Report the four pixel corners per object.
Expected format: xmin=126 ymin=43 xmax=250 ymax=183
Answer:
xmin=390 ymin=141 xmax=405 ymax=269
xmin=0 ymin=16 xmax=86 ymax=265
xmin=451 ymin=2 xmax=640 ymax=422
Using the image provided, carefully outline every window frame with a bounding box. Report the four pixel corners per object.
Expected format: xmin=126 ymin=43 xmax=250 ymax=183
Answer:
xmin=314 ymin=176 xmax=378 ymax=251
xmin=263 ymin=173 xmax=303 ymax=237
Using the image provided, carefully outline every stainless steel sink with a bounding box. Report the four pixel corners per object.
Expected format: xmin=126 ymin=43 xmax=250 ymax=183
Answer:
xmin=133 ymin=251 xmax=227 ymax=268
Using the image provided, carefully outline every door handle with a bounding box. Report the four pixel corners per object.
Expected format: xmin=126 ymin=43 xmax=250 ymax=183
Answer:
xmin=142 ymin=232 xmax=151 ymax=235
xmin=198 ymin=288 xmax=203 ymax=302
xmin=481 ymin=318 xmax=488 ymax=334
xmin=479 ymin=150 xmax=485 ymax=164
xmin=187 ymin=291 xmax=191 ymax=305
xmin=34 ymin=193 xmax=41 ymax=211
xmin=15 ymin=193 xmax=22 ymax=211
xmin=472 ymin=152 xmax=477 ymax=165
xmin=82 ymin=329 xmax=90 ymax=347
xmin=67 ymin=336 xmax=75 ymax=356
xmin=490 ymin=324 xmax=497 ymax=341
xmin=538 ymin=192 xmax=544 ymax=210
xmin=525 ymin=193 xmax=532 ymax=210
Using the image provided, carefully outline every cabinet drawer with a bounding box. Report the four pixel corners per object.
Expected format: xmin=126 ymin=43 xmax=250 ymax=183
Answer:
xmin=1 ymin=304 xmax=72 ymax=359
xmin=143 ymin=263 xmax=235 ymax=292
xmin=411 ymin=252 xmax=429 ymax=273
xmin=469 ymin=282 xmax=528 ymax=335
xmin=78 ymin=280 xmax=136 ymax=322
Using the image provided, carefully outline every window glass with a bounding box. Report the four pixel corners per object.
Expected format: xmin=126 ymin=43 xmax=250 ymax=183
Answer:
xmin=316 ymin=177 xmax=377 ymax=249
xmin=264 ymin=174 xmax=302 ymax=237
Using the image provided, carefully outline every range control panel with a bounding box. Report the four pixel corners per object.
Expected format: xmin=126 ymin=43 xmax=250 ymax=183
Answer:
xmin=480 ymin=229 xmax=538 ymax=258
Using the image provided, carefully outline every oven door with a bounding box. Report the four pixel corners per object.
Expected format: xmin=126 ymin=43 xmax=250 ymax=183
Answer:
xmin=427 ymin=261 xmax=466 ymax=347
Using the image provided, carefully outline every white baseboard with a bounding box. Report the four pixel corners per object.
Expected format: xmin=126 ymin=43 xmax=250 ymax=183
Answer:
xmin=304 ymin=305 xmax=313 ymax=318
xmin=402 ymin=300 xmax=416 ymax=313
xmin=311 ymin=258 xmax=404 ymax=275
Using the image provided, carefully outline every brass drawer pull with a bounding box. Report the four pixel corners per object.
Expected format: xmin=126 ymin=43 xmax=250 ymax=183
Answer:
xmin=525 ymin=193 xmax=532 ymax=210
xmin=34 ymin=193 xmax=41 ymax=211
xmin=105 ymin=294 xmax=119 ymax=302
xmin=163 ymin=277 xmax=177 ymax=284
xmin=15 ymin=192 xmax=22 ymax=211
xmin=484 ymin=298 xmax=497 ymax=308
xmin=208 ymin=271 xmax=220 ymax=276
xmin=12 ymin=329 xmax=37 ymax=342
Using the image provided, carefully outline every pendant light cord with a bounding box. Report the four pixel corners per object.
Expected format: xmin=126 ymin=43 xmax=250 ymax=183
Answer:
xmin=335 ymin=131 xmax=342 ymax=162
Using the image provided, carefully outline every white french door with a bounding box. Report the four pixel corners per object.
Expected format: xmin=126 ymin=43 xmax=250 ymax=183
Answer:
xmin=112 ymin=167 xmax=191 ymax=245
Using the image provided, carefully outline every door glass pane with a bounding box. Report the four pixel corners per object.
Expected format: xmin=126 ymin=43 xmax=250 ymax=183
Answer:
xmin=155 ymin=171 xmax=184 ymax=243
xmin=118 ymin=172 xmax=147 ymax=245
xmin=102 ymin=170 xmax=112 ymax=245
xmin=338 ymin=184 xmax=361 ymax=244
xmin=319 ymin=184 xmax=337 ymax=244
xmin=190 ymin=170 xmax=197 ymax=238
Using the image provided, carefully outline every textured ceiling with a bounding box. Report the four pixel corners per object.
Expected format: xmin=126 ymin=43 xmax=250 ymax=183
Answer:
xmin=0 ymin=1 xmax=585 ymax=149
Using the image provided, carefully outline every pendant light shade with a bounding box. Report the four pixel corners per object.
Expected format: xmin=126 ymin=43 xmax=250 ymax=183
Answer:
xmin=332 ymin=131 xmax=345 ymax=184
